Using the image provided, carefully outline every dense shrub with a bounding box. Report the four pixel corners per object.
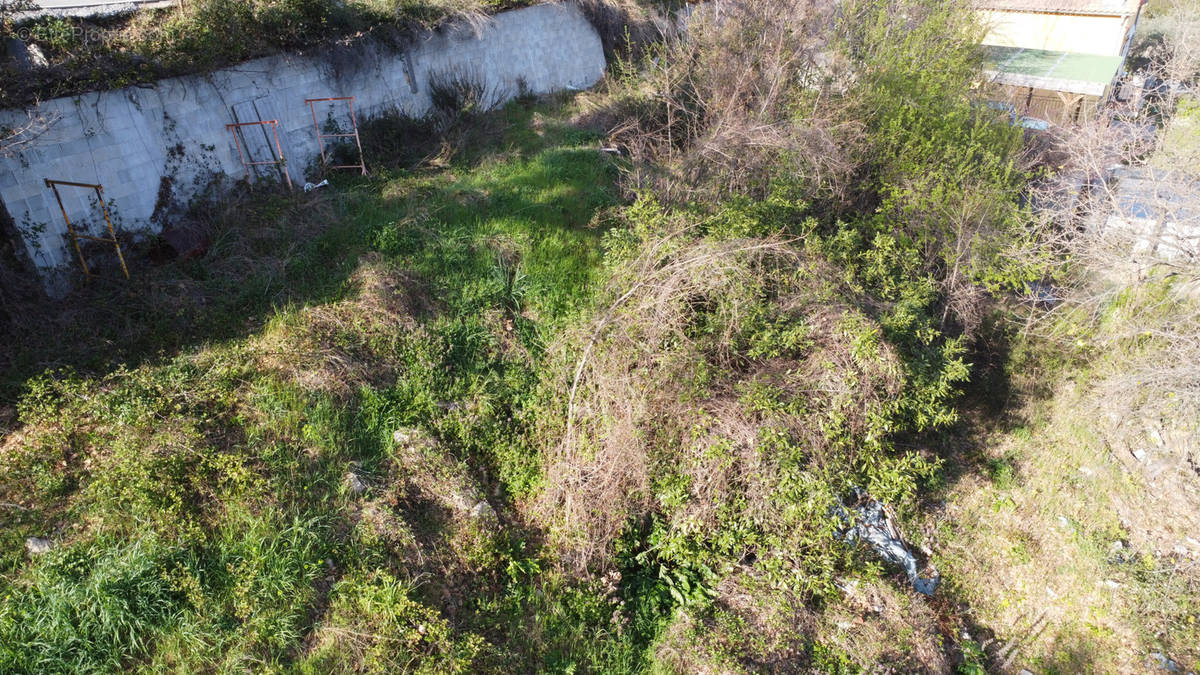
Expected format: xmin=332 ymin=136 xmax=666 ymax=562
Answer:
xmin=598 ymin=0 xmax=1035 ymax=336
xmin=536 ymin=195 xmax=963 ymax=608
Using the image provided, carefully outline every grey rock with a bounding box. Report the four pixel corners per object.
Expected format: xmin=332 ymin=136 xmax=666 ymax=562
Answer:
xmin=1146 ymin=426 xmax=1165 ymax=448
xmin=26 ymin=43 xmax=48 ymax=69
xmin=392 ymin=427 xmax=426 ymax=447
xmin=469 ymin=500 xmax=495 ymax=520
xmin=5 ymin=38 xmax=32 ymax=72
xmin=25 ymin=537 xmax=53 ymax=555
xmin=344 ymin=471 xmax=367 ymax=495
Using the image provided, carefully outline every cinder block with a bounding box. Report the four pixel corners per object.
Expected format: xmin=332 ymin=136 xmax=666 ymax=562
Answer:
xmin=23 ymin=194 xmax=46 ymax=214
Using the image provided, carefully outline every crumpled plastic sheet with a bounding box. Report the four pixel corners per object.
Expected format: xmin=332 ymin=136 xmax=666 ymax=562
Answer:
xmin=1025 ymin=281 xmax=1061 ymax=308
xmin=838 ymin=493 xmax=940 ymax=596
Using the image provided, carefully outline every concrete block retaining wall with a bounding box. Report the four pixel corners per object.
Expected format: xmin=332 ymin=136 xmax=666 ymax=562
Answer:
xmin=0 ymin=2 xmax=605 ymax=282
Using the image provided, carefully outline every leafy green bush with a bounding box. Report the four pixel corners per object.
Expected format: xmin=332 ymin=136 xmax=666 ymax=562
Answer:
xmin=536 ymin=195 xmax=961 ymax=620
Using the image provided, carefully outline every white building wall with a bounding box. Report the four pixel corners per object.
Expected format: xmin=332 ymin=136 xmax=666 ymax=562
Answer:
xmin=0 ymin=2 xmax=606 ymax=279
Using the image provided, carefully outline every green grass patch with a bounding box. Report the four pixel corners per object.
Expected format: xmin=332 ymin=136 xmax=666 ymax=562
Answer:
xmin=0 ymin=94 xmax=639 ymax=672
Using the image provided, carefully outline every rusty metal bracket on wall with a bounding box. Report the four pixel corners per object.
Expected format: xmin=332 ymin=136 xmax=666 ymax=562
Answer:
xmin=226 ymin=120 xmax=294 ymax=191
xmin=44 ymin=178 xmax=130 ymax=280
xmin=305 ymin=96 xmax=367 ymax=175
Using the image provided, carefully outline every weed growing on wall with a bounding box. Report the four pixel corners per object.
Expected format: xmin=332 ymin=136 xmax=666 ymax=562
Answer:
xmin=0 ymin=0 xmax=526 ymax=106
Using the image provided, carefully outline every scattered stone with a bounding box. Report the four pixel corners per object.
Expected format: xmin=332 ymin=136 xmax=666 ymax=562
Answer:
xmin=1105 ymin=579 xmax=1122 ymax=589
xmin=469 ymin=500 xmax=495 ymax=520
xmin=1133 ymin=449 xmax=1148 ymax=462
xmin=27 ymin=43 xmax=48 ymax=68
xmin=1020 ymin=669 xmax=1034 ymax=675
xmin=25 ymin=537 xmax=53 ymax=555
xmin=1146 ymin=427 xmax=1165 ymax=448
xmin=392 ymin=427 xmax=426 ymax=448
xmin=1057 ymin=516 xmax=1071 ymax=529
xmin=344 ymin=471 xmax=367 ymax=495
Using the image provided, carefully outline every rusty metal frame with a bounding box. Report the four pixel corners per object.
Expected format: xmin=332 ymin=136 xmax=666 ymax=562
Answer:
xmin=226 ymin=120 xmax=294 ymax=191
xmin=44 ymin=178 xmax=130 ymax=280
xmin=305 ymin=96 xmax=367 ymax=175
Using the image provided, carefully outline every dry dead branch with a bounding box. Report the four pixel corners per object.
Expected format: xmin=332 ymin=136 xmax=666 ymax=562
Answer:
xmin=535 ymin=225 xmax=904 ymax=572
xmin=0 ymin=108 xmax=58 ymax=158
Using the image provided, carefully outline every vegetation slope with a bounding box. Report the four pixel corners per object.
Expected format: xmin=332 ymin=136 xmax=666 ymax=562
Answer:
xmin=0 ymin=0 xmax=1198 ymax=672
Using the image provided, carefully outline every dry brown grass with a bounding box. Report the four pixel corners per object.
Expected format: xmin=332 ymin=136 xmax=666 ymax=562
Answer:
xmin=0 ymin=184 xmax=339 ymax=393
xmin=651 ymin=571 xmax=951 ymax=672
xmin=928 ymin=370 xmax=1200 ymax=671
xmin=576 ymin=0 xmax=675 ymax=61
xmin=591 ymin=0 xmax=867 ymax=205
xmin=253 ymin=253 xmax=434 ymax=398
xmin=1022 ymin=0 xmax=1200 ymax=411
xmin=532 ymin=224 xmax=905 ymax=572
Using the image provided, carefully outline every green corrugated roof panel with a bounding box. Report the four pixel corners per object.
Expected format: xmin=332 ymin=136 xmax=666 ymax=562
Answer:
xmin=983 ymin=45 xmax=1124 ymax=96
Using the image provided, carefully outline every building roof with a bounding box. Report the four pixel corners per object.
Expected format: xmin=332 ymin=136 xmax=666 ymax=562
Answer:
xmin=983 ymin=45 xmax=1125 ymax=96
xmin=974 ymin=0 xmax=1142 ymax=17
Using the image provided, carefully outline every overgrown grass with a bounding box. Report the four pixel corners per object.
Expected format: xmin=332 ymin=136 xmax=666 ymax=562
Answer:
xmin=0 ymin=94 xmax=641 ymax=672
xmin=5 ymin=0 xmax=1196 ymax=671
xmin=0 ymin=84 xmax=975 ymax=673
xmin=925 ymin=312 xmax=1200 ymax=671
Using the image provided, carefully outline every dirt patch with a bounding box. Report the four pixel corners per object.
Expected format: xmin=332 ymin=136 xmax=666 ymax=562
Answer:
xmin=352 ymin=427 xmax=499 ymax=615
xmin=254 ymin=253 xmax=436 ymax=397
